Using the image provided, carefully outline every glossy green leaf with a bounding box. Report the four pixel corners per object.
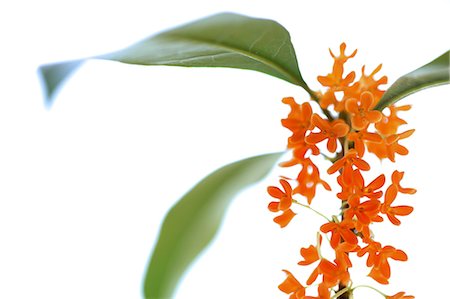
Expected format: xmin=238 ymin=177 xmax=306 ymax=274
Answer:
xmin=374 ymin=50 xmax=449 ymax=110
xmin=39 ymin=13 xmax=308 ymax=105
xmin=143 ymin=152 xmax=282 ymax=299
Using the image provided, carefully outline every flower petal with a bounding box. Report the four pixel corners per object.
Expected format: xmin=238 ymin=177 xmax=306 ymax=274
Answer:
xmin=268 ymin=186 xmax=284 ymax=199
xmin=360 ymin=91 xmax=374 ymax=109
xmin=345 ymin=98 xmax=359 ymax=114
xmin=274 ymin=209 xmax=296 ymax=228
xmin=305 ymin=132 xmax=327 ymax=145
xmin=391 ymin=205 xmax=414 ymax=216
xmin=333 ymin=122 xmax=350 ymax=137
xmin=279 ymin=270 xmax=303 ymax=294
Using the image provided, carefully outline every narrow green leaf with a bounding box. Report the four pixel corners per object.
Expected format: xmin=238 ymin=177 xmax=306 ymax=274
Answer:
xmin=374 ymin=50 xmax=449 ymax=110
xmin=39 ymin=13 xmax=308 ymax=105
xmin=143 ymin=152 xmax=281 ymax=299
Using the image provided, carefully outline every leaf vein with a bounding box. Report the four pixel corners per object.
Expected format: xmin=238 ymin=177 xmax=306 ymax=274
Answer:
xmin=162 ymin=33 xmax=302 ymax=85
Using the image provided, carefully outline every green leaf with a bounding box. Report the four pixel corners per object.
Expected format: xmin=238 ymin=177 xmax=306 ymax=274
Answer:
xmin=39 ymin=13 xmax=308 ymax=105
xmin=374 ymin=50 xmax=449 ymax=110
xmin=38 ymin=60 xmax=84 ymax=105
xmin=143 ymin=152 xmax=282 ymax=299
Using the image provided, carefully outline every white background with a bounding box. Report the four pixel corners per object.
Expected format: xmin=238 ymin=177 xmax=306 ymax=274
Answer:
xmin=0 ymin=0 xmax=449 ymax=298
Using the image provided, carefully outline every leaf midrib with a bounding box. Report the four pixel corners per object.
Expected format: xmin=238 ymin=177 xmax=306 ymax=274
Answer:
xmin=159 ymin=33 xmax=303 ymax=86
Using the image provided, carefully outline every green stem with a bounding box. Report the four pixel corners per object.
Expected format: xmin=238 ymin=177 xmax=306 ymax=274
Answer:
xmin=321 ymin=152 xmax=340 ymax=163
xmin=292 ymin=199 xmax=331 ymax=222
xmin=352 ymin=285 xmax=387 ymax=297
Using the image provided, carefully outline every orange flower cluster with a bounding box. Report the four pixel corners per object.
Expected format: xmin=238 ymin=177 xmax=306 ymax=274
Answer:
xmin=267 ymin=43 xmax=416 ymax=299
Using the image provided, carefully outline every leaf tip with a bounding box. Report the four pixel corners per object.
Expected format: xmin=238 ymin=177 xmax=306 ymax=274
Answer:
xmin=37 ymin=60 xmax=84 ymax=107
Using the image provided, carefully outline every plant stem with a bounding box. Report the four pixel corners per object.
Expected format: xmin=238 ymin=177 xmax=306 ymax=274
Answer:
xmin=337 ymin=132 xmax=351 ymax=299
xmin=292 ymin=200 xmax=331 ymax=222
xmin=352 ymin=285 xmax=386 ymax=297
xmin=337 ymin=283 xmax=351 ymax=299
xmin=331 ymin=285 xmax=351 ymax=299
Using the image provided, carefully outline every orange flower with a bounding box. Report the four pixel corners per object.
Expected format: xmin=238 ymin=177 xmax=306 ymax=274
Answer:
xmin=297 ymin=238 xmax=328 ymax=291
xmin=391 ymin=170 xmax=416 ymax=195
xmin=349 ymin=193 xmax=383 ymax=236
xmin=354 ymin=170 xmax=386 ymax=200
xmin=320 ymin=220 xmax=358 ymax=249
xmin=345 ymin=91 xmax=382 ymax=130
xmin=376 ymin=105 xmax=411 ymax=136
xmin=306 ymin=264 xmax=321 ymax=286
xmin=381 ymin=185 xmax=414 ymax=225
xmin=366 ymin=129 xmax=415 ymax=162
xmin=328 ymin=43 xmax=357 ymax=79
xmin=386 ymin=291 xmax=415 ymax=299
xmin=306 ymin=114 xmax=349 ymax=152
xmin=280 ymin=139 xmax=320 ymax=167
xmin=282 ymin=97 xmax=313 ymax=144
xmin=381 ymin=185 xmax=413 ymax=226
xmin=298 ymin=235 xmax=322 ymax=266
xmin=336 ymin=173 xmax=352 ymax=201
xmin=268 ymin=179 xmax=293 ymax=211
xmin=318 ymin=69 xmax=355 ymax=90
xmin=344 ymin=64 xmax=388 ymax=105
xmin=319 ymin=259 xmax=350 ymax=288
xmin=294 ymin=158 xmax=331 ymax=204
xmin=317 ymin=90 xmax=338 ymax=110
xmin=317 ymin=283 xmax=331 ymax=299
xmin=304 ymin=258 xmax=350 ymax=290
xmin=344 ymin=195 xmax=381 ymax=226
xmin=357 ymin=239 xmax=382 ymax=267
xmin=279 ymin=270 xmax=306 ymax=299
xmin=368 ymin=266 xmax=389 ymax=284
xmin=338 ymin=169 xmax=385 ymax=201
xmin=280 ymin=97 xmax=321 ymax=168
xmin=278 ymin=270 xmax=330 ymax=299
xmin=298 ymin=246 xmax=320 ymax=266
xmin=334 ymin=242 xmax=360 ymax=269
xmin=317 ymin=43 xmax=357 ymax=110
xmin=381 ymin=171 xmax=415 ymax=225
xmin=268 ymin=179 xmax=296 ymax=227
xmin=368 ymin=245 xmax=408 ymax=284
xmin=385 ymin=129 xmax=415 ymax=146
xmin=273 ymin=209 xmax=297 ymax=228
xmin=347 ymin=129 xmax=382 ymax=157
xmin=327 ymin=149 xmax=370 ymax=185
xmin=353 ymin=220 xmax=374 ymax=240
